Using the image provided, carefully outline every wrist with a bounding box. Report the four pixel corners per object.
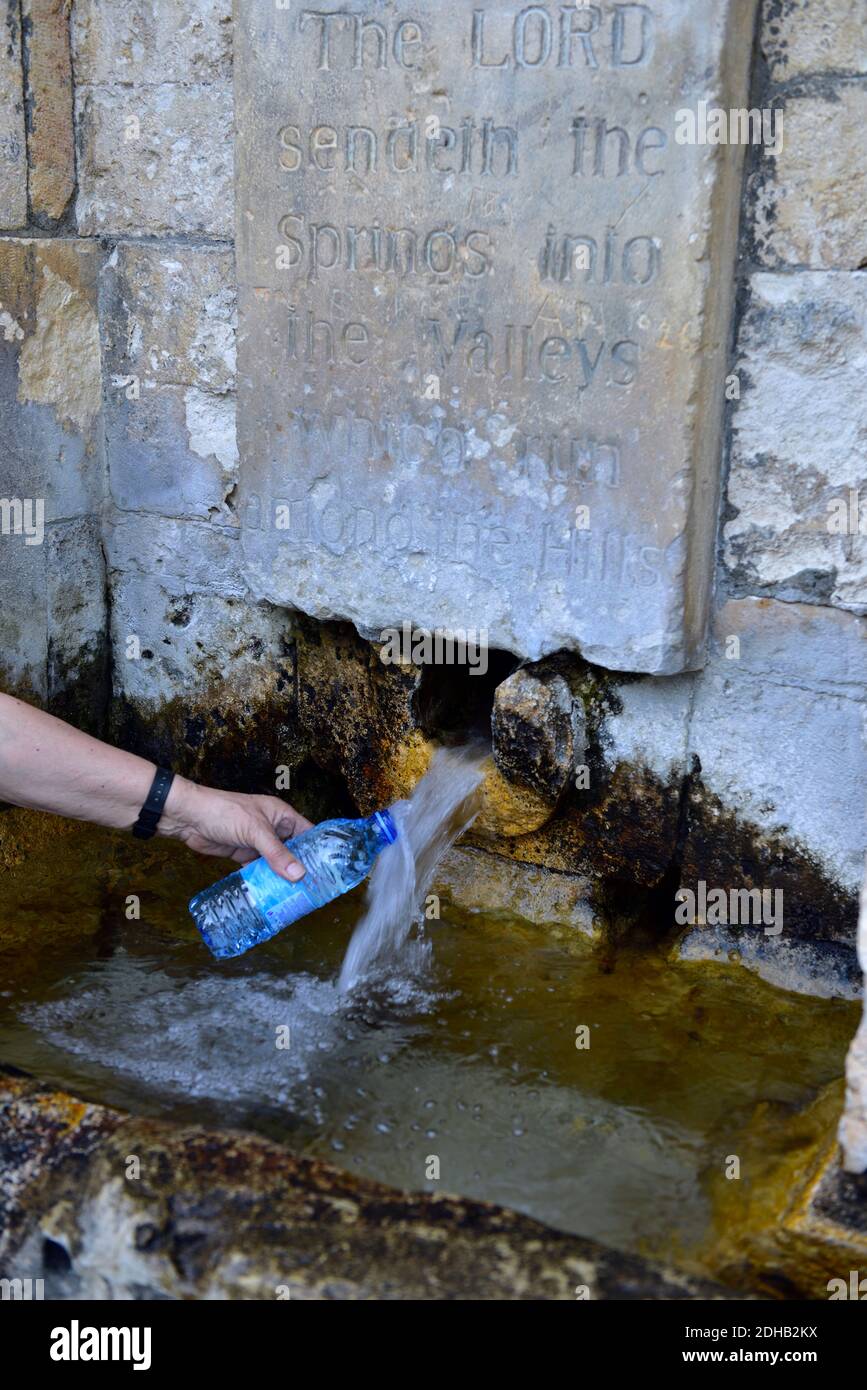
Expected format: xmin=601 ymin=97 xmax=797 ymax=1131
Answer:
xmin=158 ymin=774 xmax=197 ymax=838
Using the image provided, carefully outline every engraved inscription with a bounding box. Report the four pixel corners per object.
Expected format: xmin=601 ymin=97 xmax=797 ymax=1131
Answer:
xmin=278 ymin=117 xmax=520 ymax=177
xmin=236 ymin=0 xmax=755 ymax=671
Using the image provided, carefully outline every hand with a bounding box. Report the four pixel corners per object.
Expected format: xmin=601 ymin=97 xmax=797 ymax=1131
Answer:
xmin=161 ymin=778 xmax=313 ymax=880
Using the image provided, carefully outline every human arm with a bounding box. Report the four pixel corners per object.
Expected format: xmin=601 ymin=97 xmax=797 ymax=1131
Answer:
xmin=0 ymin=693 xmax=310 ymax=879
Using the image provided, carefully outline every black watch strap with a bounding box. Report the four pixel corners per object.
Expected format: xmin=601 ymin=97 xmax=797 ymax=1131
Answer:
xmin=132 ymin=767 xmax=175 ymax=840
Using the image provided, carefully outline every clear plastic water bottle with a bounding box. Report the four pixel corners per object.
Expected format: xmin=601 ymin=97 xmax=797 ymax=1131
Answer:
xmin=189 ymin=809 xmax=399 ymax=959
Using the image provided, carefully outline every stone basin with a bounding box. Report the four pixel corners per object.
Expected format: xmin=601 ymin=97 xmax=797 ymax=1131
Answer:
xmin=0 ymin=812 xmax=864 ymax=1301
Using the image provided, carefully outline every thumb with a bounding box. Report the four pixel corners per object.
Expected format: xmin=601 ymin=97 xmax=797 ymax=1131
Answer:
xmin=253 ymin=824 xmax=305 ymax=881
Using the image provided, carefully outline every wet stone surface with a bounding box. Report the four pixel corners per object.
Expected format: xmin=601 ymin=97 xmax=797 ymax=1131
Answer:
xmin=0 ymin=1072 xmax=743 ymax=1301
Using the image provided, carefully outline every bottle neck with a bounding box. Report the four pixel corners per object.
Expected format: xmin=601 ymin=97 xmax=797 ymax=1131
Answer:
xmin=371 ymin=808 xmax=398 ymax=847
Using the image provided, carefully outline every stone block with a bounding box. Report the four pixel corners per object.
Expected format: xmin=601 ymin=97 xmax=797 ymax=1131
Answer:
xmin=46 ymin=515 xmax=108 ymax=729
xmin=434 ymin=844 xmax=596 ymax=941
xmin=601 ymin=671 xmax=694 ymax=785
xmin=101 ymin=244 xmax=238 ymax=521
xmin=762 ymin=0 xmax=867 ymax=80
xmin=108 ymin=556 xmax=298 ymax=787
xmin=0 ymin=239 xmax=106 ymax=708
xmin=683 ymin=598 xmax=867 ymax=944
xmin=71 ymin=0 xmax=232 ymax=85
xmin=106 ymin=382 xmax=237 ymax=520
xmin=0 ymin=2 xmax=27 ymax=228
xmin=109 ymin=573 xmax=280 ymax=711
xmin=22 ymin=0 xmax=76 ymax=222
xmin=0 ymin=238 xmax=104 ymax=516
xmin=707 ymin=1082 xmax=867 ymax=1298
xmin=235 ymin=0 xmax=756 ymax=673
xmin=724 ymin=271 xmax=867 ymax=612
xmin=102 ymin=243 xmax=236 ymax=393
xmin=0 ymin=1073 xmax=744 ymax=1300
xmin=0 ymin=534 xmax=48 ymax=698
xmin=105 ymin=508 xmax=246 ymax=600
xmin=76 ymin=82 xmax=233 ymax=237
xmin=678 ymin=925 xmax=861 ymax=1000
xmin=294 ymin=617 xmax=433 ymax=813
xmin=751 ymin=85 xmax=867 ymax=268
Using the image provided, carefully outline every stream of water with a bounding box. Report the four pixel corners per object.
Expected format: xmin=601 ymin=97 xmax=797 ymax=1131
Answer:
xmin=338 ymin=746 xmax=484 ymax=991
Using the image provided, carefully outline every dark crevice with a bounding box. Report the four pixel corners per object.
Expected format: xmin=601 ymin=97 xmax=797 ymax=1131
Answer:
xmin=289 ymin=756 xmax=360 ymax=824
xmin=42 ymin=1237 xmax=72 ymax=1275
xmin=635 ymin=757 xmax=701 ymax=949
xmin=413 ymin=646 xmax=519 ymax=742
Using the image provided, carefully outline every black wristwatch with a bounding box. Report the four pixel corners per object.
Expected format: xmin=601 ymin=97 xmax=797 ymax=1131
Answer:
xmin=132 ymin=767 xmax=175 ymax=840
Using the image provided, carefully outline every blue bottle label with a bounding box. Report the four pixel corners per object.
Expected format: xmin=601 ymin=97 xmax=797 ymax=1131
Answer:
xmin=239 ymin=858 xmax=314 ymax=933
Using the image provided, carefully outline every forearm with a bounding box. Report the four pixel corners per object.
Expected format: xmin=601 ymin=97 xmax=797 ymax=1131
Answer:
xmin=0 ymin=693 xmax=310 ymax=877
xmin=0 ymin=692 xmax=167 ymax=831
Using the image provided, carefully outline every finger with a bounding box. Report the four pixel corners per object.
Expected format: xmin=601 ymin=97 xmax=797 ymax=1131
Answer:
xmin=278 ymin=810 xmax=313 ymax=838
xmin=252 ymin=821 xmax=305 ymax=881
xmin=261 ymin=796 xmax=314 ymax=836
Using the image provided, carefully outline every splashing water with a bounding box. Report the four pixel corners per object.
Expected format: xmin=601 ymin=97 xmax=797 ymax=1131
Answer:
xmin=338 ymin=745 xmax=485 ymax=993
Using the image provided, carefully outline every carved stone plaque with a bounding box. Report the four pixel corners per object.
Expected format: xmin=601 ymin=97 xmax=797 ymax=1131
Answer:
xmin=235 ymin=0 xmax=756 ymax=672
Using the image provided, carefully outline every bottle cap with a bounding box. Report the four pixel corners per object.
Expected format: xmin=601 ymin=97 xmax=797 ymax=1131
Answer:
xmin=374 ymin=808 xmax=399 ymax=843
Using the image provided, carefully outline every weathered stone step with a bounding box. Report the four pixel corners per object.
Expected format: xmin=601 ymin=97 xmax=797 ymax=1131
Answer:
xmin=0 ymin=1069 xmax=742 ymax=1302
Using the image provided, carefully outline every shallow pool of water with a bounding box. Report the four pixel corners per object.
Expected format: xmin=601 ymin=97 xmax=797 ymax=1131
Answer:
xmin=0 ymin=823 xmax=857 ymax=1277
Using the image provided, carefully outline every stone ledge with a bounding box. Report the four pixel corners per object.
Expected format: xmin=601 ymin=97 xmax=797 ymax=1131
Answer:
xmin=0 ymin=1071 xmax=744 ymax=1301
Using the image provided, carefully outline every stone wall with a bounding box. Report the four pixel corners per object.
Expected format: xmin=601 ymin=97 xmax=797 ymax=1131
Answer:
xmin=0 ymin=7 xmax=864 ymax=998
